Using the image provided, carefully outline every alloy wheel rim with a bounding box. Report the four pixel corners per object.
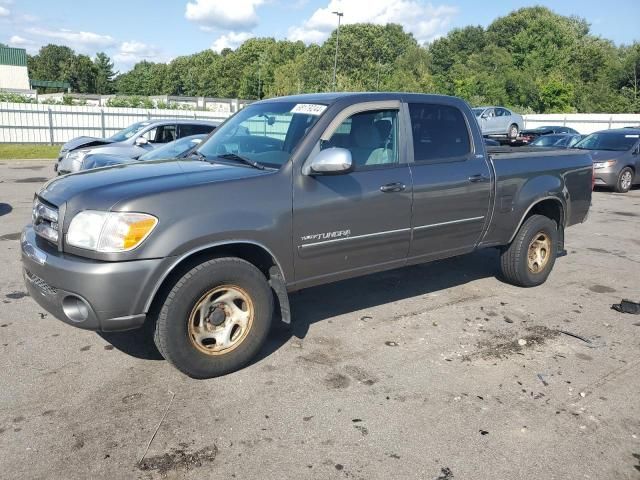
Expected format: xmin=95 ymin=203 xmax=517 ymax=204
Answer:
xmin=187 ymin=285 xmax=254 ymax=356
xmin=621 ymin=171 xmax=632 ymax=191
xmin=527 ymin=231 xmax=551 ymax=274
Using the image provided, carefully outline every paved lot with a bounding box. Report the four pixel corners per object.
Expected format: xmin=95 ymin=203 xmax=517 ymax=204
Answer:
xmin=1 ymin=160 xmax=639 ymax=480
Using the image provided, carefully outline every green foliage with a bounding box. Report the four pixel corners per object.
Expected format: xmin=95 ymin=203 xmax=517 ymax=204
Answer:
xmin=21 ymin=7 xmax=640 ymax=113
xmin=0 ymin=92 xmax=35 ymax=103
xmin=0 ymin=144 xmax=60 ymax=160
xmin=94 ymin=52 xmax=117 ymax=94
xmin=106 ymin=96 xmax=154 ymax=109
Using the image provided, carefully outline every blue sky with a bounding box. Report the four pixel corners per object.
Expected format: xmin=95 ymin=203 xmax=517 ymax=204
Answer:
xmin=1 ymin=0 xmax=638 ymax=71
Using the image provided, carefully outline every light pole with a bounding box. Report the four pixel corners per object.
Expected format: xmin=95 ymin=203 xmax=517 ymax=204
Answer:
xmin=331 ymin=11 xmax=343 ymax=91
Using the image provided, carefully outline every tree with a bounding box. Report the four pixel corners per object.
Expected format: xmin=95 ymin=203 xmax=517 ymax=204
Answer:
xmin=24 ymin=7 xmax=639 ymax=113
xmin=94 ymin=52 xmax=117 ymax=94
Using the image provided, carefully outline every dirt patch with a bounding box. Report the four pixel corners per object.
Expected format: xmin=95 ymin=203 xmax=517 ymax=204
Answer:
xmin=6 ymin=292 xmax=29 ymax=300
xmin=138 ymin=445 xmax=218 ymax=475
xmin=589 ymin=284 xmax=616 ymax=294
xmin=0 ymin=232 xmax=21 ymax=241
xmin=465 ymin=325 xmax=559 ymax=361
xmin=324 ymin=373 xmax=351 ymax=389
xmin=612 ymin=211 xmax=639 ymax=217
xmin=344 ymin=365 xmax=378 ymax=386
xmin=298 ymin=351 xmax=337 ymax=366
xmin=10 ymin=165 xmax=45 ymax=170
xmin=14 ymin=177 xmax=48 ymax=183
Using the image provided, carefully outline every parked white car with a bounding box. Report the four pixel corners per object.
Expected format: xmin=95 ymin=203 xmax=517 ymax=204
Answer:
xmin=472 ymin=106 xmax=524 ymax=138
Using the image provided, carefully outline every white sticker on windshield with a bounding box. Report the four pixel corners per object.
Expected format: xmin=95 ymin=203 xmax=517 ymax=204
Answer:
xmin=291 ymin=104 xmax=327 ymax=116
xmin=625 ymin=134 xmax=639 ymax=138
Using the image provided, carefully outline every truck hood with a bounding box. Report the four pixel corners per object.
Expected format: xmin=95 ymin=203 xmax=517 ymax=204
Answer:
xmin=39 ymin=159 xmax=271 ymax=209
xmin=61 ymin=136 xmax=114 ymax=152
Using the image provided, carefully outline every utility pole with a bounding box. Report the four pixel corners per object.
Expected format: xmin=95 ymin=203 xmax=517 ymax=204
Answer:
xmin=331 ymin=11 xmax=343 ymax=91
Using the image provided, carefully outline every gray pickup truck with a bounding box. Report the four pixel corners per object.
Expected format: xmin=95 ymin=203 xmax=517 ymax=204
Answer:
xmin=21 ymin=93 xmax=593 ymax=378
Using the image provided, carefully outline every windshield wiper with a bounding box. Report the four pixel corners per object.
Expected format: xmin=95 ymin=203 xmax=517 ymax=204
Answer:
xmin=217 ymin=153 xmax=265 ymax=170
xmin=189 ymin=150 xmax=208 ymax=161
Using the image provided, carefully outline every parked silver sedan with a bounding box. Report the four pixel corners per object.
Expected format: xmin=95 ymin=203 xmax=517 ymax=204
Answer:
xmin=56 ymin=119 xmax=218 ymax=175
xmin=473 ymin=106 xmax=524 ymax=138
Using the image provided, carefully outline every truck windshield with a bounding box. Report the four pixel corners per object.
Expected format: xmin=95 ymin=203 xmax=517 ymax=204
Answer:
xmin=108 ymin=122 xmax=150 ymax=142
xmin=195 ymin=102 xmax=325 ymax=169
xmin=574 ymin=132 xmax=639 ymax=152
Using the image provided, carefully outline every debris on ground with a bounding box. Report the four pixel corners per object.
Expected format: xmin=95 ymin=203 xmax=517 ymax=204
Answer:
xmin=537 ymin=373 xmax=549 ymax=387
xmin=464 ymin=325 xmax=559 ymax=361
xmin=435 ymin=467 xmax=454 ymax=480
xmin=611 ymin=299 xmax=640 ymax=314
xmin=558 ymin=330 xmax=593 ymax=345
xmin=137 ymin=445 xmax=218 ymax=474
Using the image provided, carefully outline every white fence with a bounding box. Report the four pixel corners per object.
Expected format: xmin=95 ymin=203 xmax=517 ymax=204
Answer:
xmin=523 ymin=113 xmax=640 ymax=134
xmin=1 ymin=102 xmax=640 ymax=144
xmin=0 ymin=102 xmax=233 ymax=144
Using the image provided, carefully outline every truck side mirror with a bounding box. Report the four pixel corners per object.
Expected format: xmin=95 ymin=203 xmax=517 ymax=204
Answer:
xmin=307 ymin=148 xmax=353 ymax=175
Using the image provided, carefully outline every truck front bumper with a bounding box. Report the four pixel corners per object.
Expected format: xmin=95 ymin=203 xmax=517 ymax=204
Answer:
xmin=21 ymin=226 xmax=165 ymax=332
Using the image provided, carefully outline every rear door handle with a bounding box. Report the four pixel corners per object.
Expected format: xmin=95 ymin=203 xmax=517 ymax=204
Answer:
xmin=468 ymin=174 xmax=489 ymax=183
xmin=380 ymin=182 xmax=406 ymax=193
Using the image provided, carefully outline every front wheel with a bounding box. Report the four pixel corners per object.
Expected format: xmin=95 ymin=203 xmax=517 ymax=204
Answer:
xmin=508 ymin=124 xmax=519 ymax=139
xmin=500 ymin=214 xmax=558 ymax=287
xmin=614 ymin=167 xmax=634 ymax=193
xmin=153 ymin=257 xmax=273 ymax=379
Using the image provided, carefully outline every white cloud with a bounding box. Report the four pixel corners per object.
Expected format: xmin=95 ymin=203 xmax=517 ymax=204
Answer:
xmin=25 ymin=27 xmax=116 ymax=52
xmin=9 ymin=35 xmax=27 ymax=45
xmin=211 ymin=31 xmax=253 ymax=52
xmin=113 ymin=41 xmax=162 ymax=65
xmin=185 ymin=0 xmax=264 ymax=30
xmin=287 ymin=0 xmax=458 ymax=45
xmin=0 ymin=6 xmax=9 ymax=16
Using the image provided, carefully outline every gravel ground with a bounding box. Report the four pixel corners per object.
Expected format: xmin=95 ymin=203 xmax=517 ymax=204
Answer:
xmin=1 ymin=160 xmax=639 ymax=480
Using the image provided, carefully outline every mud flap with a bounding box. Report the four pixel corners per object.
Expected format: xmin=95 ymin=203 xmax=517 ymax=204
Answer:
xmin=556 ymin=225 xmax=567 ymax=258
xmin=269 ymin=266 xmax=291 ymax=324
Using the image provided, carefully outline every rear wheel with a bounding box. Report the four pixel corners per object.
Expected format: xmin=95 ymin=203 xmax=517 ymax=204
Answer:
xmin=500 ymin=214 xmax=558 ymax=287
xmin=153 ymin=257 xmax=273 ymax=379
xmin=508 ymin=124 xmax=519 ymax=139
xmin=614 ymin=167 xmax=634 ymax=193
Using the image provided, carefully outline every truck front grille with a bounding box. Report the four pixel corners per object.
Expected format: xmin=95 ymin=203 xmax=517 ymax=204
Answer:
xmin=25 ymin=270 xmax=58 ymax=296
xmin=32 ymin=197 xmax=59 ymax=245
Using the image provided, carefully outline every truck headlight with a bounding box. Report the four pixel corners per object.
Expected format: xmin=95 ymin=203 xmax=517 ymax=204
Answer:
xmin=66 ymin=211 xmax=158 ymax=252
xmin=593 ymin=160 xmax=617 ymax=170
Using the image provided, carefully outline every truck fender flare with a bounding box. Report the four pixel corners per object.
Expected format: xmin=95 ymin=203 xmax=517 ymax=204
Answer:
xmin=143 ymin=240 xmax=287 ymax=314
xmin=507 ymin=195 xmax=566 ymax=244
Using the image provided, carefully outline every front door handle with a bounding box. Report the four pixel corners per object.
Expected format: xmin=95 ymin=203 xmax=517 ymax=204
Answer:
xmin=380 ymin=182 xmax=406 ymax=193
xmin=468 ymin=174 xmax=489 ymax=183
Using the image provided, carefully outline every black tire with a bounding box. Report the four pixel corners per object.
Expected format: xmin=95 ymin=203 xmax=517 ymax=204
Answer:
xmin=153 ymin=257 xmax=273 ymax=379
xmin=614 ymin=167 xmax=634 ymax=193
xmin=500 ymin=214 xmax=558 ymax=287
xmin=508 ymin=124 xmax=519 ymax=139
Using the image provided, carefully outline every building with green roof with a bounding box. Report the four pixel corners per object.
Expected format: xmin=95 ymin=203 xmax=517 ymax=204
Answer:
xmin=0 ymin=46 xmax=30 ymax=91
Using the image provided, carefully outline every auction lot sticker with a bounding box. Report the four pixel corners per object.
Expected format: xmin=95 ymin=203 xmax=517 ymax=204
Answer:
xmin=291 ymin=104 xmax=327 ymax=115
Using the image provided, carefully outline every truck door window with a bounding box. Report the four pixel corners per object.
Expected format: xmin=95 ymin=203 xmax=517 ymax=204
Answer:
xmin=322 ymin=109 xmax=399 ymax=170
xmin=408 ymin=103 xmax=471 ymax=164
